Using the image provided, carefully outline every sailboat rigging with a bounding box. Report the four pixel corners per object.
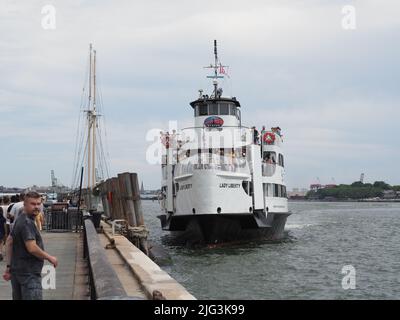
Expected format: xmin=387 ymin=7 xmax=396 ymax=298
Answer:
xmin=71 ymin=44 xmax=110 ymax=210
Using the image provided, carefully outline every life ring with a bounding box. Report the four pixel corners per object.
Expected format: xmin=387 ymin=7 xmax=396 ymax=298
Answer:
xmin=263 ymin=132 xmax=275 ymax=144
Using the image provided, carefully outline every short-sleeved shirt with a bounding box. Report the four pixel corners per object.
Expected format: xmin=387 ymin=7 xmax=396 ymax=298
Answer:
xmin=10 ymin=213 xmax=44 ymax=274
xmin=10 ymin=201 xmax=24 ymax=227
xmin=1 ymin=205 xmax=9 ymax=219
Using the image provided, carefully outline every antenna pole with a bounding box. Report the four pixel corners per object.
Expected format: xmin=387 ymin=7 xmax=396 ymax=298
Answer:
xmin=213 ymin=40 xmax=218 ymax=97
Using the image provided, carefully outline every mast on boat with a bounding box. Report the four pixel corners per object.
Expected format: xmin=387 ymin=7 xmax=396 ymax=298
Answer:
xmin=204 ymin=40 xmax=228 ymax=98
xmin=85 ymin=44 xmax=99 ymax=208
xmin=71 ymin=43 xmax=110 ymax=208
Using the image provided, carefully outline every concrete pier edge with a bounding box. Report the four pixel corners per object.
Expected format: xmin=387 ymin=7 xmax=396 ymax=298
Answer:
xmin=100 ymin=221 xmax=196 ymax=300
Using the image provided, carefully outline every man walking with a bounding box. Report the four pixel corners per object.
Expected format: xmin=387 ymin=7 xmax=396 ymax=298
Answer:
xmin=3 ymin=191 xmax=58 ymax=300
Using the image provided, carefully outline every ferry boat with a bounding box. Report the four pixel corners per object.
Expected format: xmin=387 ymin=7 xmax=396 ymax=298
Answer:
xmin=158 ymin=41 xmax=290 ymax=243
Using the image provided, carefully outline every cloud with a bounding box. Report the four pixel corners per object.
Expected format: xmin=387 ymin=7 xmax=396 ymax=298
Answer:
xmin=0 ymin=1 xmax=399 ymax=189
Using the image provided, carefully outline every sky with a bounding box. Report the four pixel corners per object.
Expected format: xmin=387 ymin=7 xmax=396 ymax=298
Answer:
xmin=0 ymin=0 xmax=399 ymax=190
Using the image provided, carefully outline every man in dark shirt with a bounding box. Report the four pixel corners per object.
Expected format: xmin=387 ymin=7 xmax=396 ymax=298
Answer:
xmin=2 ymin=191 xmax=58 ymax=300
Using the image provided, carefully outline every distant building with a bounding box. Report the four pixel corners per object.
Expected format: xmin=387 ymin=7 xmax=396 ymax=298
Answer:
xmin=324 ymin=184 xmax=337 ymax=189
xmin=140 ymin=181 xmax=145 ymax=193
xmin=310 ymin=184 xmax=322 ymax=191
xmin=310 ymin=183 xmax=336 ymax=190
xmin=288 ymin=188 xmax=308 ymax=199
xmin=382 ymin=190 xmax=397 ymax=199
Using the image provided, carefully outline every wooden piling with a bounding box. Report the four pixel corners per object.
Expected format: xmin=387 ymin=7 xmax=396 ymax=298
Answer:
xmin=130 ymin=173 xmax=144 ymax=226
xmin=110 ymin=177 xmax=123 ymax=220
xmin=118 ymin=172 xmax=137 ymax=227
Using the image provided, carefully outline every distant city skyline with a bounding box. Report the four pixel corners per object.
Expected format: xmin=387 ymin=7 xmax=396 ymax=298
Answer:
xmin=1 ymin=1 xmax=399 ymax=190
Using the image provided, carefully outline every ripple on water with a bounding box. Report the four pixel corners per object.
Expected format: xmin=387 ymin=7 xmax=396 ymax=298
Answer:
xmin=142 ymin=201 xmax=400 ymax=299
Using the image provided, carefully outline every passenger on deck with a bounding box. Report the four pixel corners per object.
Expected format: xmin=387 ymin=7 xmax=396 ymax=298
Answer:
xmin=261 ymin=125 xmax=267 ymax=138
xmin=252 ymin=126 xmax=259 ymax=144
xmin=271 ymin=126 xmax=282 ymax=137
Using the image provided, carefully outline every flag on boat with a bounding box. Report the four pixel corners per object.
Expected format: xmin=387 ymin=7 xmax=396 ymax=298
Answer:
xmin=219 ymin=63 xmax=229 ymax=78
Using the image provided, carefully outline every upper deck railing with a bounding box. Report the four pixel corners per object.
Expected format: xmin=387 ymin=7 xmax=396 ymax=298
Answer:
xmin=161 ymin=126 xmax=283 ymax=152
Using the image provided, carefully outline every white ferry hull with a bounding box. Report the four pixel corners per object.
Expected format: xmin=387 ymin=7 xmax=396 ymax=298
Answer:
xmin=158 ymin=211 xmax=290 ymax=244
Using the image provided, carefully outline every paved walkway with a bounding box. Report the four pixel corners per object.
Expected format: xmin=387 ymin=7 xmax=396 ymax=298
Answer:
xmin=0 ymin=232 xmax=89 ymax=300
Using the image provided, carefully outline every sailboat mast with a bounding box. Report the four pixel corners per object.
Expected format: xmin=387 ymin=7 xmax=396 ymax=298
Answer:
xmin=87 ymin=44 xmax=92 ymax=190
xmin=92 ymin=49 xmax=97 ymax=188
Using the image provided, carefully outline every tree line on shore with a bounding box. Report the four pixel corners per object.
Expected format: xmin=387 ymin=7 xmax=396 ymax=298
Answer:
xmin=306 ymin=181 xmax=400 ymax=200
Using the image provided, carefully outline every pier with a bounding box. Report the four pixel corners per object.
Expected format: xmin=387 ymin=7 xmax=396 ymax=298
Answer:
xmin=0 ymin=172 xmax=195 ymax=300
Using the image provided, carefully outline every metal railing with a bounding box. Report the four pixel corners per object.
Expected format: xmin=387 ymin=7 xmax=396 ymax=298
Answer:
xmin=44 ymin=206 xmax=83 ymax=232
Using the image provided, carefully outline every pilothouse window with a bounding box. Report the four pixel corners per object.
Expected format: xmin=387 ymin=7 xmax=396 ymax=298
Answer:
xmin=220 ymin=104 xmax=229 ymax=115
xmin=199 ymin=104 xmax=208 ymax=116
xmin=194 ymin=102 xmax=240 ymax=117
xmin=210 ymin=104 xmax=218 ymax=115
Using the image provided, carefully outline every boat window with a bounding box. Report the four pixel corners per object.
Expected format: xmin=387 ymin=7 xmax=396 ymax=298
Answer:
xmin=242 ymin=181 xmax=250 ymax=195
xmin=229 ymin=105 xmax=237 ymax=116
xmin=278 ymin=154 xmax=284 ymax=167
xmin=263 ymin=151 xmax=276 ymax=164
xmin=220 ymin=103 xmax=229 ymax=115
xmin=199 ymin=104 xmax=208 ymax=116
xmin=281 ymin=185 xmax=287 ymax=198
xmin=209 ymin=104 xmax=218 ymax=115
xmin=265 ymin=183 xmax=271 ymax=197
xmin=274 ymin=184 xmax=279 ymax=197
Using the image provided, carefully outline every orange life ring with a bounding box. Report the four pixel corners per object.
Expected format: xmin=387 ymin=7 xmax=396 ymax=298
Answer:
xmin=263 ymin=132 xmax=275 ymax=144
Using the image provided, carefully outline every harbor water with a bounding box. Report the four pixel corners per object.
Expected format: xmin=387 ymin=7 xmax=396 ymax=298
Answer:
xmin=143 ymin=201 xmax=400 ymax=299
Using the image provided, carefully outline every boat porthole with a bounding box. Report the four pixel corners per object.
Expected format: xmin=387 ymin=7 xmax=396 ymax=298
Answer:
xmin=192 ymin=208 xmax=196 ymax=214
xmin=217 ymin=207 xmax=221 ymax=213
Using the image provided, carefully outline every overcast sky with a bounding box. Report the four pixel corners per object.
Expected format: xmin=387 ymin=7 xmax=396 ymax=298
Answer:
xmin=0 ymin=0 xmax=399 ymax=190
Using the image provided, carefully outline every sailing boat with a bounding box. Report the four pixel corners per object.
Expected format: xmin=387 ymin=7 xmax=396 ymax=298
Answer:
xmin=71 ymin=44 xmax=110 ymax=211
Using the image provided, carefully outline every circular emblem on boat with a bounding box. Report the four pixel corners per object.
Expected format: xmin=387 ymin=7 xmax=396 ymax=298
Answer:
xmin=204 ymin=116 xmax=224 ymax=127
xmin=263 ymin=132 xmax=275 ymax=144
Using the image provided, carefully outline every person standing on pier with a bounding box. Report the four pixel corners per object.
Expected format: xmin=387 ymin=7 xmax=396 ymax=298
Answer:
xmin=9 ymin=193 xmax=25 ymax=230
xmin=2 ymin=191 xmax=58 ymax=300
xmin=0 ymin=207 xmax=6 ymax=261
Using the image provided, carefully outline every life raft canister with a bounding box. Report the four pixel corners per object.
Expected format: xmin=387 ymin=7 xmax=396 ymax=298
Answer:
xmin=263 ymin=132 xmax=276 ymax=144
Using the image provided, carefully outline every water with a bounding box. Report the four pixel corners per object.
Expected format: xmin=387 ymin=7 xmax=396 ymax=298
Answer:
xmin=142 ymin=201 xmax=400 ymax=299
